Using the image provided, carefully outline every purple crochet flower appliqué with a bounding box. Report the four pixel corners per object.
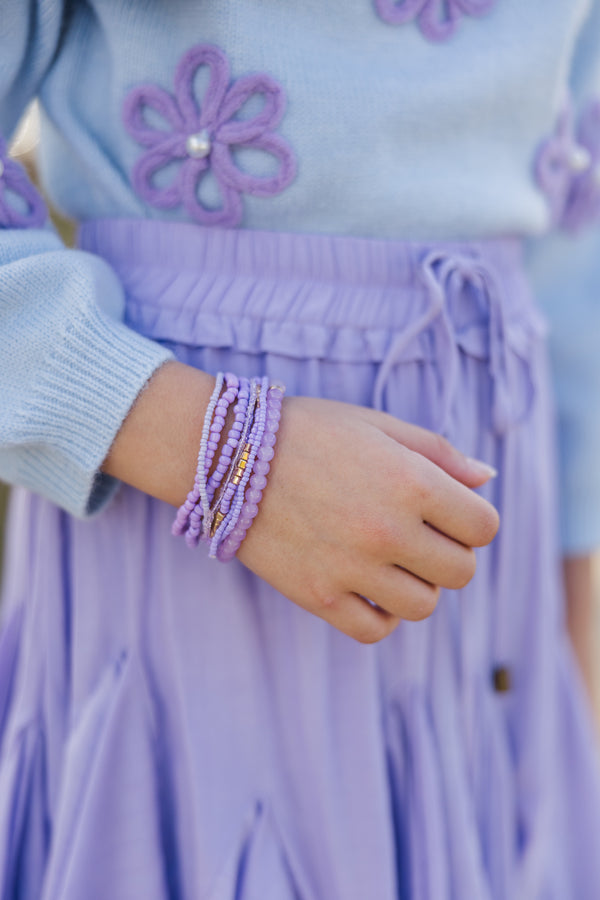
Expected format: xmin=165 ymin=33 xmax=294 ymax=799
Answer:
xmin=0 ymin=136 xmax=47 ymax=229
xmin=123 ymin=45 xmax=297 ymax=227
xmin=535 ymin=99 xmax=600 ymax=234
xmin=374 ymin=0 xmax=497 ymax=42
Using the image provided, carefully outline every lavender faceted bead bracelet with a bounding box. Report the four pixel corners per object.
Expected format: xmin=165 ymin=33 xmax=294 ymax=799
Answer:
xmin=218 ymin=383 xmax=284 ymax=562
xmin=172 ymin=372 xmax=285 ymax=562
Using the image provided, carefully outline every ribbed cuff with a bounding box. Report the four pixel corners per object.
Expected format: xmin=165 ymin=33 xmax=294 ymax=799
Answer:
xmin=13 ymin=303 xmax=173 ymax=518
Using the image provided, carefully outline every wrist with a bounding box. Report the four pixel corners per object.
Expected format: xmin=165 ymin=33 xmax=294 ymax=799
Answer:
xmin=101 ymin=360 xmax=217 ymax=507
xmin=170 ymin=372 xmax=284 ymax=560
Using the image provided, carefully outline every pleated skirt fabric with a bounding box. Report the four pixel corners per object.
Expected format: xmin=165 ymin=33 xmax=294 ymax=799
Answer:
xmin=1 ymin=219 xmax=600 ymax=899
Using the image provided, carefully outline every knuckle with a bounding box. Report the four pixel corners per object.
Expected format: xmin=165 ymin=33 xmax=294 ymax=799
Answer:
xmin=304 ymin=578 xmax=340 ymax=614
xmin=357 ymin=511 xmax=396 ymax=553
xmin=447 ymin=548 xmax=477 ymax=590
xmin=472 ymin=502 xmax=500 ymax=546
xmin=403 ymin=583 xmax=440 ymax=621
xmin=351 ymin=616 xmax=396 ymax=645
xmin=312 ymin=592 xmax=339 ymax=614
xmin=402 ymin=459 xmax=430 ymax=505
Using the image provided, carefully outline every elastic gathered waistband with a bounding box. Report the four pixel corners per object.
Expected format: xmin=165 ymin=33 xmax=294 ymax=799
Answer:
xmin=78 ymin=218 xmax=547 ymax=434
xmin=79 ymin=218 xmax=525 ymax=291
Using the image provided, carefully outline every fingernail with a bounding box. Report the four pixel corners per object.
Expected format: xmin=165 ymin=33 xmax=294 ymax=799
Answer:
xmin=466 ymin=457 xmax=498 ymax=479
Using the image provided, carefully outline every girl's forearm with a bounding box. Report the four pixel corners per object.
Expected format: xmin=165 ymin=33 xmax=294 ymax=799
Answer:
xmin=101 ymin=360 xmax=216 ymax=508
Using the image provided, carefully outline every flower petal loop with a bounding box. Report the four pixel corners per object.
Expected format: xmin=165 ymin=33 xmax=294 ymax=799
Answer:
xmin=374 ymin=0 xmax=497 ymax=41
xmin=216 ymin=75 xmax=286 ymax=143
xmin=122 ymin=86 xmax=185 ymax=149
xmin=562 ymin=100 xmax=600 ymax=233
xmin=213 ymin=135 xmax=297 ymax=199
xmin=123 ymin=44 xmax=296 ymax=227
xmin=374 ymin=0 xmax=423 ymax=26
xmin=418 ymin=0 xmax=461 ymax=41
xmin=174 ymin=44 xmax=230 ymax=129
xmin=0 ymin=136 xmax=47 ymax=229
xmin=131 ymin=137 xmax=189 ymax=210
xmin=535 ymin=99 xmax=600 ymax=234
xmin=180 ymin=158 xmax=242 ymax=227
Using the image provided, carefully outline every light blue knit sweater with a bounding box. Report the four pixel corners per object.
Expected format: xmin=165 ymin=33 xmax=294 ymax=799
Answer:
xmin=1 ymin=0 xmax=600 ymax=550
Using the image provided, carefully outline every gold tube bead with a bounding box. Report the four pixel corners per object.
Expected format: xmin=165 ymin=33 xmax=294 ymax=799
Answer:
xmin=210 ymin=510 xmax=226 ymax=538
xmin=232 ymin=474 xmax=242 ymax=486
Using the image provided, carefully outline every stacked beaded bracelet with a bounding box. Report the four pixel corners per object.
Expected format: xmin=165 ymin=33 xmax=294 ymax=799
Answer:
xmin=172 ymin=372 xmax=285 ymax=561
xmin=217 ymin=381 xmax=283 ymax=562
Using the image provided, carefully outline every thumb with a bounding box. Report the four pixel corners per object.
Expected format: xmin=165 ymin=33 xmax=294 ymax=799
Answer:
xmin=373 ymin=413 xmax=497 ymax=488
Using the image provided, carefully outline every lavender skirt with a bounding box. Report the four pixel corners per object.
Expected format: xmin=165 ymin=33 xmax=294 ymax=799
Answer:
xmin=1 ymin=220 xmax=600 ymax=900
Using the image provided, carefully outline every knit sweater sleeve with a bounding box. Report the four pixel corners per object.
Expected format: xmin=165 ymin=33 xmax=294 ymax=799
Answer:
xmin=0 ymin=1 xmax=174 ymax=518
xmin=526 ymin=0 xmax=600 ymax=554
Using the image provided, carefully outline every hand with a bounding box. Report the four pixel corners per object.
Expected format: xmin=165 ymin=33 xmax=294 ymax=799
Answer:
xmin=238 ymin=395 xmax=499 ymax=643
xmin=102 ymin=362 xmax=499 ymax=644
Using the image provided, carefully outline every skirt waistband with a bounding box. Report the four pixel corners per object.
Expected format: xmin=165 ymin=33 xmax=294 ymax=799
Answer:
xmin=78 ymin=218 xmax=538 ymax=327
xmin=78 ymin=218 xmax=547 ymax=434
xmin=79 ymin=218 xmax=525 ymax=292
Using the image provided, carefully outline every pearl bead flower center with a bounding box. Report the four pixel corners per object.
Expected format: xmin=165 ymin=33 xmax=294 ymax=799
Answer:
xmin=186 ymin=129 xmax=211 ymax=159
xmin=570 ymin=144 xmax=591 ymax=173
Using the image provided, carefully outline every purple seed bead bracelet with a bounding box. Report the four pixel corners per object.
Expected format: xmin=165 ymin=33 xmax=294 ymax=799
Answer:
xmin=172 ymin=371 xmax=286 ymax=561
xmin=209 ymin=375 xmax=269 ymax=557
xmin=206 ymin=375 xmax=250 ymax=503
xmin=171 ymin=371 xmax=224 ymax=543
xmin=218 ymin=382 xmax=284 ymax=562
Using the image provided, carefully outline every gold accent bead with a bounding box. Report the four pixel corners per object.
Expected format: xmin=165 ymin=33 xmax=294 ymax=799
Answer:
xmin=210 ymin=510 xmax=225 ymax=538
xmin=232 ymin=474 xmax=242 ymax=485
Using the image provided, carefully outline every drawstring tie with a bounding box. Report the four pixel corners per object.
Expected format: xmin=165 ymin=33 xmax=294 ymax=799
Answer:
xmin=372 ymin=248 xmax=546 ymax=435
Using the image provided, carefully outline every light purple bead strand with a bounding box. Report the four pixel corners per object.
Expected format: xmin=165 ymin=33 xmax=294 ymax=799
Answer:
xmin=232 ymin=387 xmax=283 ymax=546
xmin=213 ymin=378 xmax=260 ymax=520
xmin=218 ymin=382 xmax=283 ymax=561
xmin=236 ymin=385 xmax=283 ymax=530
xmin=218 ymin=381 xmax=285 ymax=562
xmin=204 ymin=372 xmax=239 ymax=480
xmin=171 ymin=371 xmax=224 ymax=538
xmin=207 ymin=377 xmax=264 ymax=554
xmin=202 ymin=377 xmax=260 ymax=541
xmin=224 ymin=378 xmax=269 ymax=527
xmin=184 ymin=372 xmax=230 ymax=547
xmin=210 ymin=375 xmax=270 ymax=557
xmin=185 ymin=375 xmax=234 ymax=545
xmin=206 ymin=375 xmax=250 ymax=502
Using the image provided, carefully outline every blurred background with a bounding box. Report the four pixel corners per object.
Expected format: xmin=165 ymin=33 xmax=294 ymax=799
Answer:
xmin=2 ymin=105 xmax=600 ymax=721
